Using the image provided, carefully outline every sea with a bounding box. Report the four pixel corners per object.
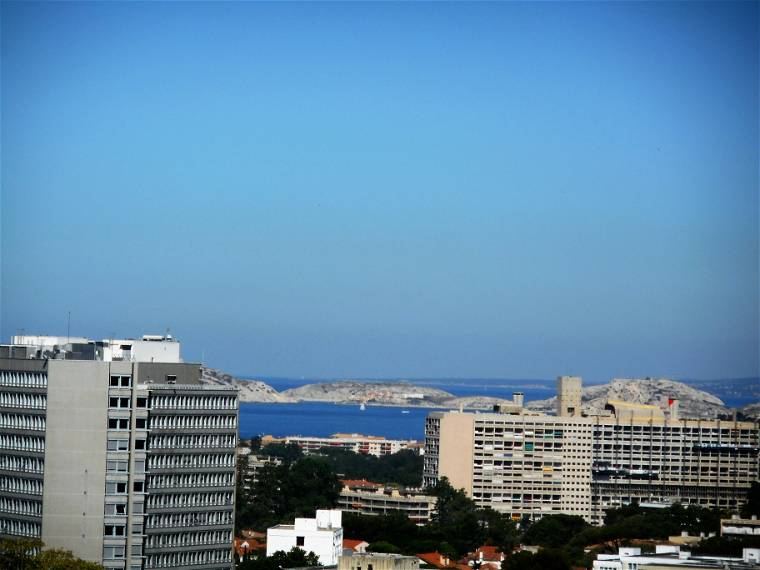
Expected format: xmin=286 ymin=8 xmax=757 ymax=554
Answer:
xmin=238 ymin=377 xmax=759 ymax=442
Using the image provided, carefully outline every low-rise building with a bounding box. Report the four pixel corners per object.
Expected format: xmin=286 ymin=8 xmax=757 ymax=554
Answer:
xmin=340 ymin=552 xmax=420 ymax=570
xmin=267 ymin=510 xmax=344 ymax=565
xmin=593 ymin=546 xmax=760 ymax=570
xmin=263 ymin=434 xmax=418 ymax=457
xmin=343 ymin=539 xmax=369 ymax=554
xmin=722 ymin=515 xmax=760 ymax=537
xmin=338 ymin=481 xmax=436 ymax=524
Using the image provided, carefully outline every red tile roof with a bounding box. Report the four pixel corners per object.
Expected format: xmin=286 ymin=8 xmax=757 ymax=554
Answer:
xmin=417 ymin=552 xmax=457 ymax=568
xmin=234 ymin=537 xmax=265 ymax=557
xmin=340 ymin=479 xmax=383 ymax=489
xmin=343 ymin=539 xmax=369 ymax=551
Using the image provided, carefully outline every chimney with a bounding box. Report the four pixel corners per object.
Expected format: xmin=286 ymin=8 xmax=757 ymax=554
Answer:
xmin=669 ymin=398 xmax=679 ymax=420
xmin=513 ymin=392 xmax=524 ymax=407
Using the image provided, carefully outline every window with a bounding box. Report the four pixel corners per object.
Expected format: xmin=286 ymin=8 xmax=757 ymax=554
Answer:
xmin=136 ymin=397 xmax=148 ymax=408
xmin=135 ymin=418 xmax=147 ymax=429
xmin=103 ymin=546 xmax=125 ymax=559
xmin=133 ymin=481 xmax=145 ymax=493
xmin=105 ymin=503 xmax=127 ymax=516
xmin=134 ymin=439 xmax=146 ymax=450
xmin=106 ymin=482 xmax=128 ymax=494
xmin=109 ymin=375 xmax=131 ymax=387
xmin=131 ymin=544 xmax=143 ymax=557
xmin=107 ymin=439 xmax=130 ymax=452
xmin=107 ymin=460 xmax=128 ymax=473
xmin=296 ymin=536 xmax=305 ymax=547
xmin=104 ymin=524 xmax=126 ymax=537
xmin=109 ymin=397 xmax=131 ymax=409
xmin=132 ymin=523 xmax=143 ymax=535
xmin=108 ymin=418 xmax=129 ymax=430
xmin=134 ymin=460 xmax=145 ymax=473
xmin=132 ymin=502 xmax=144 ymax=514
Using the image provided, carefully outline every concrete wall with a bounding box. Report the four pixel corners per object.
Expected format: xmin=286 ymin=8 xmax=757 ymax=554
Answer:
xmin=133 ymin=362 xmax=201 ymax=385
xmin=438 ymin=412 xmax=474 ymax=496
xmin=339 ymin=554 xmax=420 ymax=570
xmin=267 ymin=525 xmax=344 ymax=565
xmin=41 ymin=360 xmax=110 ymax=562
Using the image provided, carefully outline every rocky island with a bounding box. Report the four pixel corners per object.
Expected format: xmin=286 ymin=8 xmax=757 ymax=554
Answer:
xmin=198 ymin=366 xmax=754 ymax=420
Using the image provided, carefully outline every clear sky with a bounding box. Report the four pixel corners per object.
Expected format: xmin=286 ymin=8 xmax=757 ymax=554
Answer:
xmin=1 ymin=1 xmax=758 ymax=382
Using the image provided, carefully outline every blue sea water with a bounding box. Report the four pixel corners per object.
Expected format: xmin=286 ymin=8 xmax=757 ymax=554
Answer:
xmin=237 ymin=377 xmax=758 ymax=442
xmin=240 ymin=401 xmax=438 ymax=440
xmin=238 ymin=379 xmax=557 ymax=441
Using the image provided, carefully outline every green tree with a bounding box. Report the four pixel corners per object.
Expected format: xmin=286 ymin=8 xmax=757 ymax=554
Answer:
xmin=522 ymin=514 xmax=589 ymax=548
xmin=741 ymin=482 xmax=760 ymax=518
xmin=262 ymin=443 xmax=304 ymax=464
xmin=0 ymin=539 xmax=104 ymax=570
xmin=368 ymin=541 xmax=402 ymax=554
xmin=282 ymin=456 xmax=341 ymax=517
xmin=503 ymin=549 xmax=570 ymax=570
xmin=239 ymin=547 xmax=321 ymax=570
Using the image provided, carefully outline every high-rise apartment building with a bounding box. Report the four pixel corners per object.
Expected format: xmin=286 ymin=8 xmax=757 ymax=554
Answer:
xmin=0 ymin=334 xmax=238 ymax=570
xmin=424 ymin=377 xmax=759 ymax=525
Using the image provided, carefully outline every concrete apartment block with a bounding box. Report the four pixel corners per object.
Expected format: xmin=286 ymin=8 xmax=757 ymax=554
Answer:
xmin=424 ymin=377 xmax=759 ymax=525
xmin=0 ymin=334 xmax=239 ymax=570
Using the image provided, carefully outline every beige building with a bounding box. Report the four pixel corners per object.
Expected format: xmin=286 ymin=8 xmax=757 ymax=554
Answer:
xmin=337 ymin=481 xmax=436 ymax=523
xmin=424 ymin=376 xmax=759 ymax=525
xmin=340 ymin=552 xmax=420 ymax=570
xmin=0 ymin=335 xmax=238 ymax=570
xmin=262 ymin=433 xmax=417 ymax=457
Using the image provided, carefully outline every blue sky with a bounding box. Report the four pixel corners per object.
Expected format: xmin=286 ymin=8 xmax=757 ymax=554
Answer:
xmin=1 ymin=1 xmax=757 ymax=381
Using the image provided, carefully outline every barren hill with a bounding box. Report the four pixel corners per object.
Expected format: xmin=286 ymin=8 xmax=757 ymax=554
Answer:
xmin=526 ymin=377 xmax=728 ymax=419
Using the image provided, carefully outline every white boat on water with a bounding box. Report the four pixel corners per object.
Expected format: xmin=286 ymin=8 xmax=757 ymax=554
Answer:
xmin=401 ymin=410 xmax=410 ymax=414
xmin=359 ymin=402 xmax=366 ymax=411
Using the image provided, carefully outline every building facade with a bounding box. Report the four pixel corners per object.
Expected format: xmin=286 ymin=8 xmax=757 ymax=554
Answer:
xmin=337 ymin=481 xmax=436 ymax=524
xmin=0 ymin=335 xmax=238 ymax=570
xmin=267 ymin=509 xmax=343 ymax=565
xmin=424 ymin=377 xmax=759 ymax=525
xmin=262 ymin=433 xmax=417 ymax=457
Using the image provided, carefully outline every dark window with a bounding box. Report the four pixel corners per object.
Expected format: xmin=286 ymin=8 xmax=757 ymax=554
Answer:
xmin=133 ymin=481 xmax=144 ymax=492
xmin=296 ymin=536 xmax=304 ymax=547
xmin=136 ymin=397 xmax=148 ymax=408
xmin=135 ymin=418 xmax=146 ymax=429
xmin=166 ymin=374 xmax=177 ymax=383
xmin=134 ymin=439 xmax=146 ymax=450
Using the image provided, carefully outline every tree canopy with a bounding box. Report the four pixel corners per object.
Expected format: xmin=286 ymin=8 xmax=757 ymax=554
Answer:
xmin=239 ymin=547 xmax=321 ymax=570
xmin=0 ymin=539 xmax=104 ymax=570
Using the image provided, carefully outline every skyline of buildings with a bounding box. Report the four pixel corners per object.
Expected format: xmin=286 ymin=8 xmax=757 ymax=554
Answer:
xmin=0 ymin=331 xmax=757 ymax=570
xmin=424 ymin=376 xmax=759 ymax=525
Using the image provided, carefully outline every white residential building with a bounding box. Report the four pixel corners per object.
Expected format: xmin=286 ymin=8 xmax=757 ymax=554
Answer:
xmin=593 ymin=546 xmax=760 ymax=570
xmin=267 ymin=510 xmax=343 ymax=565
xmin=263 ymin=433 xmax=417 ymax=457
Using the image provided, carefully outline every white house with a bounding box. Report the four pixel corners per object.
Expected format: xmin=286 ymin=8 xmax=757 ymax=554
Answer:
xmin=267 ymin=510 xmax=343 ymax=565
xmin=593 ymin=546 xmax=760 ymax=570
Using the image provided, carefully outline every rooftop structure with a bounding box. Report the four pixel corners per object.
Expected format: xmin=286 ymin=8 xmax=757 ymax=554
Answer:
xmin=339 ymin=552 xmax=420 ymax=570
xmin=267 ymin=510 xmax=343 ymax=565
xmin=593 ymin=546 xmax=760 ymax=570
xmin=4 ymin=333 xmax=182 ymax=363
